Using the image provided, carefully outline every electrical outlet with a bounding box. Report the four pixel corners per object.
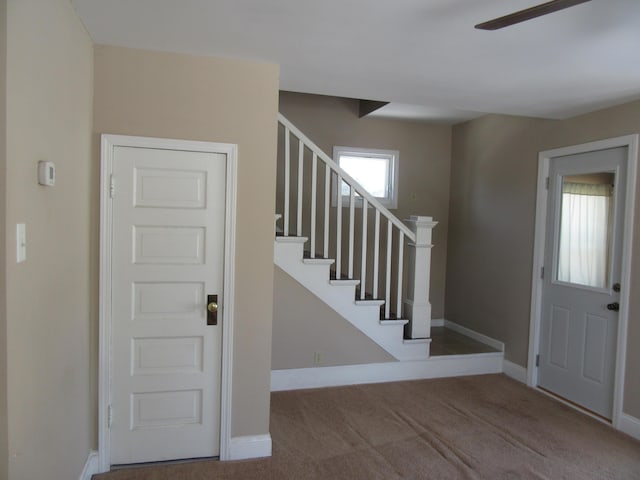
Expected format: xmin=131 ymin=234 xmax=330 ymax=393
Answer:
xmin=313 ymin=352 xmax=322 ymax=365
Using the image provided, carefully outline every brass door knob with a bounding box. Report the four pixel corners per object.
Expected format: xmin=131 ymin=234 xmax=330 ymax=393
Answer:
xmin=208 ymin=302 xmax=218 ymax=313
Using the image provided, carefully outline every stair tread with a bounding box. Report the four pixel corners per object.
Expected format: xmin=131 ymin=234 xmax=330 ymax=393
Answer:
xmin=275 ymin=235 xmax=308 ymax=244
xmin=403 ymin=338 xmax=431 ymax=344
xmin=380 ymin=319 xmax=408 ymax=325
xmin=329 ymin=278 xmax=360 ymax=286
xmin=303 ymin=258 xmax=335 ymax=266
xmin=355 ymin=299 xmax=385 ymax=306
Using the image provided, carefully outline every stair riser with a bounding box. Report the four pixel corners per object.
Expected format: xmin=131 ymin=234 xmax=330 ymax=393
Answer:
xmin=274 ymin=241 xmax=305 ymax=259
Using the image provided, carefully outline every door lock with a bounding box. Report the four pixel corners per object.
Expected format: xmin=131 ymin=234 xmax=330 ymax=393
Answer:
xmin=606 ymin=302 xmax=619 ymax=312
xmin=207 ymin=294 xmax=218 ymax=325
xmin=613 ymin=283 xmax=621 ymax=293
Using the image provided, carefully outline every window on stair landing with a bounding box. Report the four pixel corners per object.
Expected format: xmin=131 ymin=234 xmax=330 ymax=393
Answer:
xmin=333 ymin=146 xmax=399 ymax=209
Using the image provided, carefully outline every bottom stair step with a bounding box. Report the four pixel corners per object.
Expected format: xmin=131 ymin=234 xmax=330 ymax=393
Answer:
xmin=380 ymin=319 xmax=408 ymax=326
xmin=403 ymin=338 xmax=431 ymax=344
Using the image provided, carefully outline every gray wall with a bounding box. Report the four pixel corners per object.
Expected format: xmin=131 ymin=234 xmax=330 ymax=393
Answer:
xmin=278 ymin=92 xmax=452 ymax=319
xmin=447 ymin=100 xmax=640 ymax=419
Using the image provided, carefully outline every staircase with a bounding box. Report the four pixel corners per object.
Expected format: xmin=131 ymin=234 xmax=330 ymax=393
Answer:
xmin=275 ymin=114 xmax=438 ymax=361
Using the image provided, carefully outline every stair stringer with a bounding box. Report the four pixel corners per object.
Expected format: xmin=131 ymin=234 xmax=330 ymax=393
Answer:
xmin=274 ymin=237 xmax=429 ymax=361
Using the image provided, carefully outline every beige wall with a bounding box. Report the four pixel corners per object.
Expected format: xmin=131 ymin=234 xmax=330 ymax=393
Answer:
xmin=0 ymin=0 xmax=7 ymax=477
xmin=447 ymin=100 xmax=640 ymax=418
xmin=278 ymin=92 xmax=452 ymax=319
xmin=272 ymin=267 xmax=394 ymax=369
xmin=5 ymin=1 xmax=94 ymax=479
xmin=93 ymin=46 xmax=279 ymax=438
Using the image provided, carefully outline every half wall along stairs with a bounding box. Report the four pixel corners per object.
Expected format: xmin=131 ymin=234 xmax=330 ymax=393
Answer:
xmin=275 ymin=114 xmax=438 ymax=360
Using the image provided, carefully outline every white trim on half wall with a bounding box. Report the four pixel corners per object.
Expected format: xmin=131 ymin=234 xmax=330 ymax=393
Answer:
xmin=271 ymin=353 xmax=503 ymax=392
xmin=442 ymin=320 xmax=504 ymax=352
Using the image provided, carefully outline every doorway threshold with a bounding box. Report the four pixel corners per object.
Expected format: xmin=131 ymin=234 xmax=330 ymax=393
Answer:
xmin=537 ymin=386 xmax=611 ymax=425
xmin=111 ymin=457 xmax=219 ymax=471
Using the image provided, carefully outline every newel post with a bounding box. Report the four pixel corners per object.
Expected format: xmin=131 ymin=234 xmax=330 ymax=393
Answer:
xmin=404 ymin=215 xmax=438 ymax=339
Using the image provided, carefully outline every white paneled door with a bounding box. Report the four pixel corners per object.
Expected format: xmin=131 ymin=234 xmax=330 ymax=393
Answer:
xmin=109 ymin=144 xmax=226 ymax=464
xmin=538 ymin=147 xmax=627 ymax=419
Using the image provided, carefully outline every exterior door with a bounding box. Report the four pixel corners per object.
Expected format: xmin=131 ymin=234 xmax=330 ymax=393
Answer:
xmin=538 ymin=146 xmax=627 ymax=419
xmin=109 ymin=143 xmax=226 ymax=464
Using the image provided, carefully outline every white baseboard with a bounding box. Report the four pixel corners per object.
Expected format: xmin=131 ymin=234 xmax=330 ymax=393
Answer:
xmin=271 ymin=353 xmax=503 ymax=391
xmin=228 ymin=434 xmax=272 ymax=460
xmin=618 ymin=413 xmax=640 ymax=441
xmin=79 ymin=450 xmax=99 ymax=480
xmin=503 ymin=360 xmax=527 ymax=383
xmin=443 ymin=320 xmax=505 ymax=352
xmin=431 ymin=318 xmax=445 ymax=327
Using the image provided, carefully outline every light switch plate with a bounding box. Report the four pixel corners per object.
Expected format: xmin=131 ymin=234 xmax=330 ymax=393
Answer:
xmin=16 ymin=223 xmax=26 ymax=263
xmin=38 ymin=161 xmax=55 ymax=186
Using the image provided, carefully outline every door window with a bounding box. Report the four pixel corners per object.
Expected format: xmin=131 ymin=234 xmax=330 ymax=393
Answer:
xmin=556 ymin=172 xmax=614 ymax=289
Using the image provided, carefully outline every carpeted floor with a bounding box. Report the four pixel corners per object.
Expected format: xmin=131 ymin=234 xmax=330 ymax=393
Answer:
xmin=94 ymin=374 xmax=640 ymax=479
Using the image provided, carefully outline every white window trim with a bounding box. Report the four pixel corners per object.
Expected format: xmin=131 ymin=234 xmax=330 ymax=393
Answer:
xmin=332 ymin=145 xmax=399 ymax=209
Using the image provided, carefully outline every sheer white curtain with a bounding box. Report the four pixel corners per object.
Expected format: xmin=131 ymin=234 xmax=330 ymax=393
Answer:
xmin=557 ymin=182 xmax=612 ymax=288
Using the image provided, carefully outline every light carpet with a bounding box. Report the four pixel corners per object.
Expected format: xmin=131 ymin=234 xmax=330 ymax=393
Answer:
xmin=94 ymin=374 xmax=640 ymax=479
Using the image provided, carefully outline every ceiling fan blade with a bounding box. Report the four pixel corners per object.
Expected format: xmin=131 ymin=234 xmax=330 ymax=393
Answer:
xmin=475 ymin=0 xmax=591 ymax=30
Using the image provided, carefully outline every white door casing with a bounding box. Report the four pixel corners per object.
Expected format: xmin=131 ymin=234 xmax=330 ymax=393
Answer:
xmin=99 ymin=135 xmax=237 ymax=470
xmin=528 ymin=135 xmax=638 ymax=427
xmin=538 ymin=147 xmax=626 ymax=419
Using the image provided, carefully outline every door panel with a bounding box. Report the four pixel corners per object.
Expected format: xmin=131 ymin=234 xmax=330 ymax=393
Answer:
xmin=110 ymin=145 xmax=226 ymax=464
xmin=133 ymin=226 xmax=206 ymax=264
xmin=538 ymin=147 xmax=626 ymax=419
xmin=582 ymin=313 xmax=609 ymax=384
xmin=133 ymin=282 xmax=205 ymax=320
xmin=134 ymin=167 xmax=207 ymax=208
xmin=132 ymin=337 xmax=204 ymax=375
xmin=549 ymin=306 xmax=570 ymax=369
xmin=131 ymin=390 xmax=203 ymax=429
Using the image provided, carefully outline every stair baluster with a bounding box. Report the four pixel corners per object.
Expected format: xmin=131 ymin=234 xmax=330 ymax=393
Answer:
xmin=276 ymin=113 xmax=437 ymax=341
xmin=283 ymin=127 xmax=290 ymax=236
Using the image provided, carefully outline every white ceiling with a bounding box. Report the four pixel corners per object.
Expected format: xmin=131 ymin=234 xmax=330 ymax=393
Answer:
xmin=71 ymin=0 xmax=640 ymax=123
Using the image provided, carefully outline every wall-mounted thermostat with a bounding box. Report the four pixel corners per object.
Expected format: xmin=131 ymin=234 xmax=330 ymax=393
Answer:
xmin=38 ymin=161 xmax=55 ymax=186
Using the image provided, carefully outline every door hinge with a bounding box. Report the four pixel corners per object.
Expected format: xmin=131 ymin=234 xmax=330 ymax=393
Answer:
xmin=109 ymin=175 xmax=115 ymax=198
xmin=545 ymin=177 xmax=549 ymax=190
xmin=536 ymin=354 xmax=540 ymax=367
xmin=108 ymin=405 xmax=113 ymax=427
xmin=540 ymin=266 xmax=545 ymax=279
